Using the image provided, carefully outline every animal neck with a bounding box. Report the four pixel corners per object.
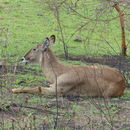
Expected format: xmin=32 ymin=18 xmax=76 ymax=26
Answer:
xmin=40 ymin=48 xmax=66 ymax=83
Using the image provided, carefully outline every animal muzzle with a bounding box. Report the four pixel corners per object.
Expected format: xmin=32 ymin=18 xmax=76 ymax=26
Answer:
xmin=20 ymin=57 xmax=29 ymax=64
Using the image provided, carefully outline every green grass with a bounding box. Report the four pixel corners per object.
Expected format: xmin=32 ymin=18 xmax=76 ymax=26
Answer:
xmin=0 ymin=0 xmax=130 ymax=63
xmin=0 ymin=0 xmax=130 ymax=129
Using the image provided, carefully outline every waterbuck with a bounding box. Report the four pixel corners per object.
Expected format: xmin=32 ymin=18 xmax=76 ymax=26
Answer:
xmin=12 ymin=35 xmax=125 ymax=98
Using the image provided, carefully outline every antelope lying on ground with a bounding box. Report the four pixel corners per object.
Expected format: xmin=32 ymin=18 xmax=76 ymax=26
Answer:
xmin=12 ymin=35 xmax=126 ymax=98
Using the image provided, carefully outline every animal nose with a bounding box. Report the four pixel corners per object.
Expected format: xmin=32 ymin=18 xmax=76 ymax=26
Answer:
xmin=20 ymin=58 xmax=24 ymax=61
xmin=20 ymin=57 xmax=28 ymax=64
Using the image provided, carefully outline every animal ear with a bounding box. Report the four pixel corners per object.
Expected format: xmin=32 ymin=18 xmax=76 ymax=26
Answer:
xmin=42 ymin=37 xmax=49 ymax=49
xmin=49 ymin=35 xmax=55 ymax=44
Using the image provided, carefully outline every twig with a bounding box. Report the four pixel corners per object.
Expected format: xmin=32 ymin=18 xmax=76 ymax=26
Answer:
xmin=8 ymin=103 xmax=56 ymax=115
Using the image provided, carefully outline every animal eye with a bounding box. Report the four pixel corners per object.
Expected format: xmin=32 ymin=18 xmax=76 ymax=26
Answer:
xmin=33 ymin=48 xmax=37 ymax=51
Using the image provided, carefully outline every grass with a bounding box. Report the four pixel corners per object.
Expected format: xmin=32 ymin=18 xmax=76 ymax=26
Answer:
xmin=0 ymin=0 xmax=130 ymax=129
xmin=0 ymin=0 xmax=130 ymax=61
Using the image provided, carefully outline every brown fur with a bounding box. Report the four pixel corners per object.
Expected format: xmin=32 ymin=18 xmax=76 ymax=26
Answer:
xmin=12 ymin=36 xmax=126 ymax=98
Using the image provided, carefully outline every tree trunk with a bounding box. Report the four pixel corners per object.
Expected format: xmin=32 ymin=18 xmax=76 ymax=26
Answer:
xmin=113 ymin=3 xmax=127 ymax=56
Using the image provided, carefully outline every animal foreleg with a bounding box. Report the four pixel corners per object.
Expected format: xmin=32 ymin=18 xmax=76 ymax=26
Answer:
xmin=12 ymin=87 xmax=52 ymax=95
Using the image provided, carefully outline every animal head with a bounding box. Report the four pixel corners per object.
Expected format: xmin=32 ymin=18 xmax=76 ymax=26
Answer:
xmin=21 ymin=35 xmax=55 ymax=64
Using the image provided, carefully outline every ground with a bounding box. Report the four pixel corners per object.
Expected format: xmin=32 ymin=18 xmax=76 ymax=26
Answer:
xmin=0 ymin=55 xmax=130 ymax=130
xmin=0 ymin=0 xmax=130 ymax=129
